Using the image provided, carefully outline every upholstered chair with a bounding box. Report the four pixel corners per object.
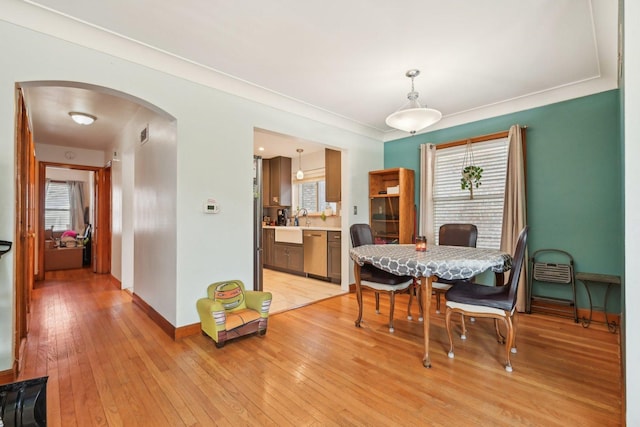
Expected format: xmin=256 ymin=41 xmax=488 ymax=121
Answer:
xmin=445 ymin=226 xmax=529 ymax=372
xmin=196 ymin=280 xmax=272 ymax=348
xmin=432 ymin=224 xmax=478 ymax=313
xmin=350 ymin=224 xmax=414 ymax=333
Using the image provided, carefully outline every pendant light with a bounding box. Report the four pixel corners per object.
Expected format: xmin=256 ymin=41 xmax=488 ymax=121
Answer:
xmin=385 ymin=69 xmax=441 ymax=134
xmin=296 ymin=148 xmax=304 ymax=180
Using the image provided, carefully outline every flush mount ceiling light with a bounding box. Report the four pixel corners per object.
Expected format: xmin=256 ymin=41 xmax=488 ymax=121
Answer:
xmin=385 ymin=69 xmax=442 ymax=135
xmin=296 ymin=148 xmax=304 ymax=180
xmin=68 ymin=111 xmax=97 ymax=125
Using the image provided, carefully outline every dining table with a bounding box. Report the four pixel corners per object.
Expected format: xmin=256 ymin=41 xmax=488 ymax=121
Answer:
xmin=350 ymin=243 xmax=513 ymax=368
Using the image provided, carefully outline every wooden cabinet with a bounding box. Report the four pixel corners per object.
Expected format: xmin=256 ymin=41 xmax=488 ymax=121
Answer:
xmin=263 ymin=228 xmax=274 ymax=267
xmin=272 ymin=242 xmax=304 ymax=273
xmin=369 ymin=168 xmax=415 ymax=244
xmin=268 ymin=156 xmax=291 ymax=206
xmin=262 ymin=159 xmax=271 ymax=208
xmin=327 ymin=231 xmax=341 ymax=282
xmin=325 ymin=148 xmax=341 ymax=202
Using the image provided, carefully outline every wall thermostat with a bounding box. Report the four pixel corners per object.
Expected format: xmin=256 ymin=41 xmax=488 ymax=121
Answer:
xmin=203 ymin=198 xmax=220 ymax=214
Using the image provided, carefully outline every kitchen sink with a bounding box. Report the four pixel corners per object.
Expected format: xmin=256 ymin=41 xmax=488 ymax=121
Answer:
xmin=275 ymin=227 xmax=303 ymax=244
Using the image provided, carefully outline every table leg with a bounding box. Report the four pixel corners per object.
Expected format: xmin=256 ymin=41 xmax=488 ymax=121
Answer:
xmin=354 ymin=263 xmax=364 ymax=328
xmin=420 ymin=276 xmax=433 ymax=368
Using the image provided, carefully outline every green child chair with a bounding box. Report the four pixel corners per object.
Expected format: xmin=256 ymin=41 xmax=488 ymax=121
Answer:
xmin=196 ymin=279 xmax=272 ymax=348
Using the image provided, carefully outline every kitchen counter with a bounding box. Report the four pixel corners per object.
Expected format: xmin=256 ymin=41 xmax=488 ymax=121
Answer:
xmin=263 ymin=225 xmax=341 ymax=231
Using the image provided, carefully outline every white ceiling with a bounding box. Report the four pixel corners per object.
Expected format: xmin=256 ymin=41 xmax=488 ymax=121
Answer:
xmin=9 ymin=0 xmax=618 ymax=159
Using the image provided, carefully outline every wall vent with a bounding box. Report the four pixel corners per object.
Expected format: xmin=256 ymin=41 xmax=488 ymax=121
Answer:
xmin=140 ymin=125 xmax=149 ymax=145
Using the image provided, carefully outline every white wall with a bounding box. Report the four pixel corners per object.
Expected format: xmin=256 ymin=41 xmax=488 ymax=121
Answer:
xmin=0 ymin=18 xmax=383 ymax=369
xmin=624 ymin=0 xmax=638 ymax=423
xmin=134 ymin=114 xmax=177 ymax=321
xmin=36 ymin=144 xmax=105 ymax=167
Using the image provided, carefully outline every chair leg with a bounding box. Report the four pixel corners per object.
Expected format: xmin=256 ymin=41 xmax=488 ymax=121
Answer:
xmin=388 ymin=292 xmax=396 ymax=333
xmin=417 ymin=284 xmax=423 ymax=322
xmin=494 ymin=319 xmax=506 ymax=344
xmin=375 ymin=292 xmax=381 ymax=314
xmin=407 ymin=281 xmax=415 ymax=320
xmin=435 ymin=291 xmax=442 ymax=314
xmin=407 ymin=280 xmax=423 ymax=321
xmin=503 ymin=316 xmax=515 ymax=372
xmin=460 ymin=313 xmax=467 ymax=340
xmin=511 ymin=312 xmax=518 ymax=354
xmin=445 ymin=308 xmax=455 ymax=358
xmin=355 ymin=280 xmax=364 ymax=328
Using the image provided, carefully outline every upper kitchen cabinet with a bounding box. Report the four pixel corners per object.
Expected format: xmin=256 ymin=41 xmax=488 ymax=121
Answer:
xmin=268 ymin=156 xmax=292 ymax=206
xmin=325 ymin=148 xmax=341 ymax=202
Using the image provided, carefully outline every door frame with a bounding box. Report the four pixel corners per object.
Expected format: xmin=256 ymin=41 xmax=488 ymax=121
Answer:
xmin=37 ymin=162 xmax=111 ymax=279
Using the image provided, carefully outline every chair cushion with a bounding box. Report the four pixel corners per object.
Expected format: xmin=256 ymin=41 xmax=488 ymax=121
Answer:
xmin=445 ymin=281 xmax=513 ymax=311
xmin=225 ymin=308 xmax=262 ymax=331
xmin=361 ymin=279 xmax=413 ymax=292
xmin=360 ymin=264 xmax=413 ymax=286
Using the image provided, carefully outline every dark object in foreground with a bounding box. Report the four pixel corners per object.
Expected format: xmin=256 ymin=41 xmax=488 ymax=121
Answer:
xmin=0 ymin=376 xmax=48 ymax=426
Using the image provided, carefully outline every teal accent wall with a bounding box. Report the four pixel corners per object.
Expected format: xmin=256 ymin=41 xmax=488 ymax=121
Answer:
xmin=384 ymin=90 xmax=622 ymax=312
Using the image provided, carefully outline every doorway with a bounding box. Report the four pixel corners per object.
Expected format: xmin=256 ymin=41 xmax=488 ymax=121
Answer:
xmin=253 ymin=128 xmax=346 ymax=312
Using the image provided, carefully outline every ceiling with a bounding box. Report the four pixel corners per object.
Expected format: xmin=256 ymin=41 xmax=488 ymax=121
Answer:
xmin=12 ymin=0 xmax=618 ymax=159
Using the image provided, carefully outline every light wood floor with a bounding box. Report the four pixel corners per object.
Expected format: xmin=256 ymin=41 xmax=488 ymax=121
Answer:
xmin=18 ymin=269 xmax=623 ymax=426
xmin=263 ymin=268 xmax=346 ymax=314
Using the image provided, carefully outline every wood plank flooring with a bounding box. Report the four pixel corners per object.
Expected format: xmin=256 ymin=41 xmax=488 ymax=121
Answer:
xmin=16 ymin=268 xmax=623 ymax=426
xmin=263 ymin=268 xmax=346 ymax=314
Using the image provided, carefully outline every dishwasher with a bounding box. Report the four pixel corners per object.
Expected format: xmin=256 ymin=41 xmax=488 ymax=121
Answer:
xmin=303 ymin=230 xmax=327 ymax=278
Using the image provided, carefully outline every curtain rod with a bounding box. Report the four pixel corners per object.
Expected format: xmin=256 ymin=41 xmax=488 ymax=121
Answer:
xmin=435 ymin=125 xmax=527 ymax=150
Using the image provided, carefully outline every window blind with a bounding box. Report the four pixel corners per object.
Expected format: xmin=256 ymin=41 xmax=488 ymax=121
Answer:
xmin=433 ymin=137 xmax=509 ymax=249
xmin=45 ymin=181 xmax=71 ymax=231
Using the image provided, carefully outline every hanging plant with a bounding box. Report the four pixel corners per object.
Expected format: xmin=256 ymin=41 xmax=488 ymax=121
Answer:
xmin=460 ymin=141 xmax=483 ymax=199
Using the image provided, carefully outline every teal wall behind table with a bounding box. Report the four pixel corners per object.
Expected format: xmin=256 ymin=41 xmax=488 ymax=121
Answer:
xmin=384 ymin=90 xmax=622 ymax=313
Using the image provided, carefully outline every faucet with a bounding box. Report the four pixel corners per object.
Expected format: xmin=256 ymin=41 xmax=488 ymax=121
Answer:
xmin=297 ymin=208 xmax=310 ymax=227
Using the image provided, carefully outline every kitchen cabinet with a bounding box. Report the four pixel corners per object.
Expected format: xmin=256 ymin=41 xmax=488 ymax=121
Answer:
xmin=369 ymin=168 xmax=415 ymax=244
xmin=262 ymin=158 xmax=271 ymax=208
xmin=325 ymin=148 xmax=341 ymax=202
xmin=268 ymin=156 xmax=291 ymax=206
xmin=272 ymin=242 xmax=304 ymax=273
xmin=327 ymin=231 xmax=341 ymax=282
xmin=263 ymin=228 xmax=274 ymax=267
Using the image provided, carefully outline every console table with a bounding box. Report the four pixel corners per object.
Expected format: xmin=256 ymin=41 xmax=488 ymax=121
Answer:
xmin=575 ymin=272 xmax=621 ymax=333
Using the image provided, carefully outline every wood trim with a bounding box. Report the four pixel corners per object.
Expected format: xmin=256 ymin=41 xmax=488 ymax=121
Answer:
xmin=14 ymin=88 xmax=35 ymax=379
xmin=175 ymin=323 xmax=202 ymax=339
xmin=37 ymin=161 xmax=105 ymax=278
xmin=131 ymin=293 xmax=176 ymax=340
xmin=435 ymin=130 xmax=510 ymax=150
xmin=0 ymin=369 xmax=14 ymax=385
xmin=95 ymin=167 xmax=112 ymax=274
xmin=130 ymin=293 xmax=214 ymax=340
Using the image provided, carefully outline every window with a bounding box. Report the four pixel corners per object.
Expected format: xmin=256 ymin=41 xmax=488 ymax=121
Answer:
xmin=433 ymin=137 xmax=509 ymax=249
xmin=45 ymin=181 xmax=71 ymax=231
xmin=292 ymin=176 xmax=337 ymax=214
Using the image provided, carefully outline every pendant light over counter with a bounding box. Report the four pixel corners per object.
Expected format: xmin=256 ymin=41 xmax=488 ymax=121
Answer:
xmin=296 ymin=148 xmax=304 ymax=180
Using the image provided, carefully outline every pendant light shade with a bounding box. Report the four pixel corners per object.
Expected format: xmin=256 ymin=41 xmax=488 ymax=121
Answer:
xmin=385 ymin=69 xmax=441 ymax=134
xmin=296 ymin=148 xmax=304 ymax=180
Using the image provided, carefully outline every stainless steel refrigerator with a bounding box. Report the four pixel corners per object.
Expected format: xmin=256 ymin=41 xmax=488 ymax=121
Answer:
xmin=253 ymin=156 xmax=263 ymax=291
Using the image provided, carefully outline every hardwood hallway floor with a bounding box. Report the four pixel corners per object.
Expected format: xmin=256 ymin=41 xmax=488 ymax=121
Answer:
xmin=18 ymin=269 xmax=622 ymax=426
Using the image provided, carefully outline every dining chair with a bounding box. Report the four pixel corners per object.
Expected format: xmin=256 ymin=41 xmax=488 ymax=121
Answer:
xmin=444 ymin=226 xmax=529 ymax=372
xmin=350 ymin=224 xmax=414 ymax=332
xmin=432 ymin=223 xmax=478 ymax=313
